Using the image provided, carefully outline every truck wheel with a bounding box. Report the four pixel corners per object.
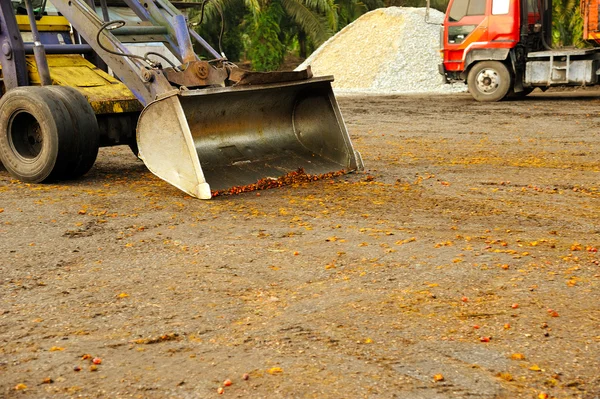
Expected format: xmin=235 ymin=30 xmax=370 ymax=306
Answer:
xmin=467 ymin=61 xmax=512 ymax=102
xmin=46 ymin=86 xmax=99 ymax=179
xmin=0 ymin=87 xmax=75 ymax=182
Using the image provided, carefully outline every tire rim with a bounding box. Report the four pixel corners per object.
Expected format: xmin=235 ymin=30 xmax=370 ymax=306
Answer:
xmin=9 ymin=111 xmax=43 ymax=161
xmin=475 ymin=68 xmax=501 ymax=94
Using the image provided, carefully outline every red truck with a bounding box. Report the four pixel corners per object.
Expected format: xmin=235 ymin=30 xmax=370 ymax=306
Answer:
xmin=440 ymin=0 xmax=600 ymax=101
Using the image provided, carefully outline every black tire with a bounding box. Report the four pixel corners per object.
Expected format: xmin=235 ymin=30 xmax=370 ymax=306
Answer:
xmin=46 ymin=86 xmax=99 ymax=178
xmin=467 ymin=61 xmax=512 ymax=102
xmin=0 ymin=87 xmax=75 ymax=182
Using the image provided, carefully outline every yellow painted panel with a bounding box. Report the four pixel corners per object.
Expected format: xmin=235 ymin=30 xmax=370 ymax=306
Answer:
xmin=51 ymin=66 xmax=109 ymax=87
xmin=45 ymin=56 xmax=120 ymax=84
xmin=25 ymin=55 xmax=142 ymax=115
xmin=16 ymin=15 xmax=70 ymax=32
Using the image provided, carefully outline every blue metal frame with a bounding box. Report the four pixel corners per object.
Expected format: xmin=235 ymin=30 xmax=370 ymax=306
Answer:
xmin=45 ymin=0 xmax=228 ymax=105
xmin=119 ymin=0 xmax=195 ymax=64
xmin=23 ymin=0 xmax=52 ymax=86
xmin=0 ymin=2 xmax=29 ymax=90
xmin=122 ymin=0 xmax=222 ymax=60
xmin=1 ymin=0 xmax=227 ymax=102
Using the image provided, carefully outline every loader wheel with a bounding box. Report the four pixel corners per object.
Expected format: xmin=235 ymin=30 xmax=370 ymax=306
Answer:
xmin=46 ymin=86 xmax=100 ymax=178
xmin=0 ymin=87 xmax=75 ymax=182
xmin=467 ymin=61 xmax=512 ymax=102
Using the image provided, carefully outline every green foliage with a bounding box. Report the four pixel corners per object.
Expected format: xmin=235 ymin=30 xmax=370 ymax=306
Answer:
xmin=280 ymin=0 xmax=334 ymax=44
xmin=247 ymin=2 xmax=287 ymax=70
xmin=552 ymin=0 xmax=587 ymax=47
xmin=189 ymin=0 xmax=247 ymax=60
xmin=188 ymin=0 xmax=382 ymax=70
xmin=335 ymin=0 xmax=369 ymax=27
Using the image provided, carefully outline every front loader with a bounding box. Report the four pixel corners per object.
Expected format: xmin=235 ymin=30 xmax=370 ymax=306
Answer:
xmin=0 ymin=0 xmax=363 ymax=199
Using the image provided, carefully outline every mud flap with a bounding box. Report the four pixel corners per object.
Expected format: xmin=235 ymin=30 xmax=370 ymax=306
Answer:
xmin=136 ymin=77 xmax=362 ymax=199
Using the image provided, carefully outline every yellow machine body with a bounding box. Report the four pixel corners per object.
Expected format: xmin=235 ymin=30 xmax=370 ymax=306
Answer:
xmin=2 ymin=4 xmax=362 ymax=199
xmin=25 ymin=55 xmax=141 ymax=114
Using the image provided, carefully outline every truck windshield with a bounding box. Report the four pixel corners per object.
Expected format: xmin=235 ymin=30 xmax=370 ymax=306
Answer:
xmin=449 ymin=0 xmax=487 ymax=21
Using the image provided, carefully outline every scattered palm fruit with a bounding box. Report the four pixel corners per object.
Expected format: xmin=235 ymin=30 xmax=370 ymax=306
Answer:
xmin=497 ymin=372 xmax=513 ymax=381
xmin=267 ymin=367 xmax=283 ymax=375
xmin=211 ymin=168 xmax=346 ymax=197
xmin=132 ymin=333 xmax=180 ymax=344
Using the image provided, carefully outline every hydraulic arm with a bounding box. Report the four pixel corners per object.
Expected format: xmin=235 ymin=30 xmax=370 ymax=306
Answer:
xmin=0 ymin=0 xmax=363 ymax=198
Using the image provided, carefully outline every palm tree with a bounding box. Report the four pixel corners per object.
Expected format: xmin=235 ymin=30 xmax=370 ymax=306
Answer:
xmin=188 ymin=0 xmax=381 ymax=70
xmin=552 ymin=0 xmax=586 ymax=47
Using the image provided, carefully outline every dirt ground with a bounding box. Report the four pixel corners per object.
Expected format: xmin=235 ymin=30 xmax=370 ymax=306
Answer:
xmin=1 ymin=91 xmax=599 ymax=399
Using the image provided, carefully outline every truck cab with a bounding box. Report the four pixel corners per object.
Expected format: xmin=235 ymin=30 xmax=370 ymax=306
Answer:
xmin=442 ymin=0 xmax=520 ymax=80
xmin=439 ymin=0 xmax=600 ymax=101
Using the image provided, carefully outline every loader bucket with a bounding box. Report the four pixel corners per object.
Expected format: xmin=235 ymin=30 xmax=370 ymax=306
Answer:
xmin=136 ymin=76 xmax=363 ymax=199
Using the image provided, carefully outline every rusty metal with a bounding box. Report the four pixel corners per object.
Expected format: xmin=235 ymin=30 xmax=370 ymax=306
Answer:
xmin=162 ymin=61 xmax=228 ymax=87
xmin=228 ymin=66 xmax=313 ymax=86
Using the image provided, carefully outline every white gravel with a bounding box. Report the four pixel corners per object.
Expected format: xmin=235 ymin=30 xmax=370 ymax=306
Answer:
xmin=296 ymin=7 xmax=466 ymax=95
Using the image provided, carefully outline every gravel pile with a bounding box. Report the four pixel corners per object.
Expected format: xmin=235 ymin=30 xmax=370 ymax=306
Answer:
xmin=296 ymin=7 xmax=466 ymax=94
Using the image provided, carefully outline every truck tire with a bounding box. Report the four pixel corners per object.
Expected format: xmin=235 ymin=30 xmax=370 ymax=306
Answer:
xmin=0 ymin=87 xmax=75 ymax=182
xmin=46 ymin=86 xmax=99 ymax=179
xmin=467 ymin=61 xmax=512 ymax=102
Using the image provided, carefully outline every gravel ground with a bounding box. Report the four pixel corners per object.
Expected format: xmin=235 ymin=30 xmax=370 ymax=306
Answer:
xmin=1 ymin=91 xmax=599 ymax=398
xmin=297 ymin=7 xmax=466 ymax=95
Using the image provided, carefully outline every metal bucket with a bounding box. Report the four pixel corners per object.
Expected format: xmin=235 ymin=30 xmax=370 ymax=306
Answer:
xmin=136 ymin=76 xmax=363 ymax=199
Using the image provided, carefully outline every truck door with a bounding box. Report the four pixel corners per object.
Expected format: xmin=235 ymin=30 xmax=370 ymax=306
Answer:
xmin=443 ymin=0 xmax=489 ymax=72
xmin=487 ymin=0 xmax=519 ymax=44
